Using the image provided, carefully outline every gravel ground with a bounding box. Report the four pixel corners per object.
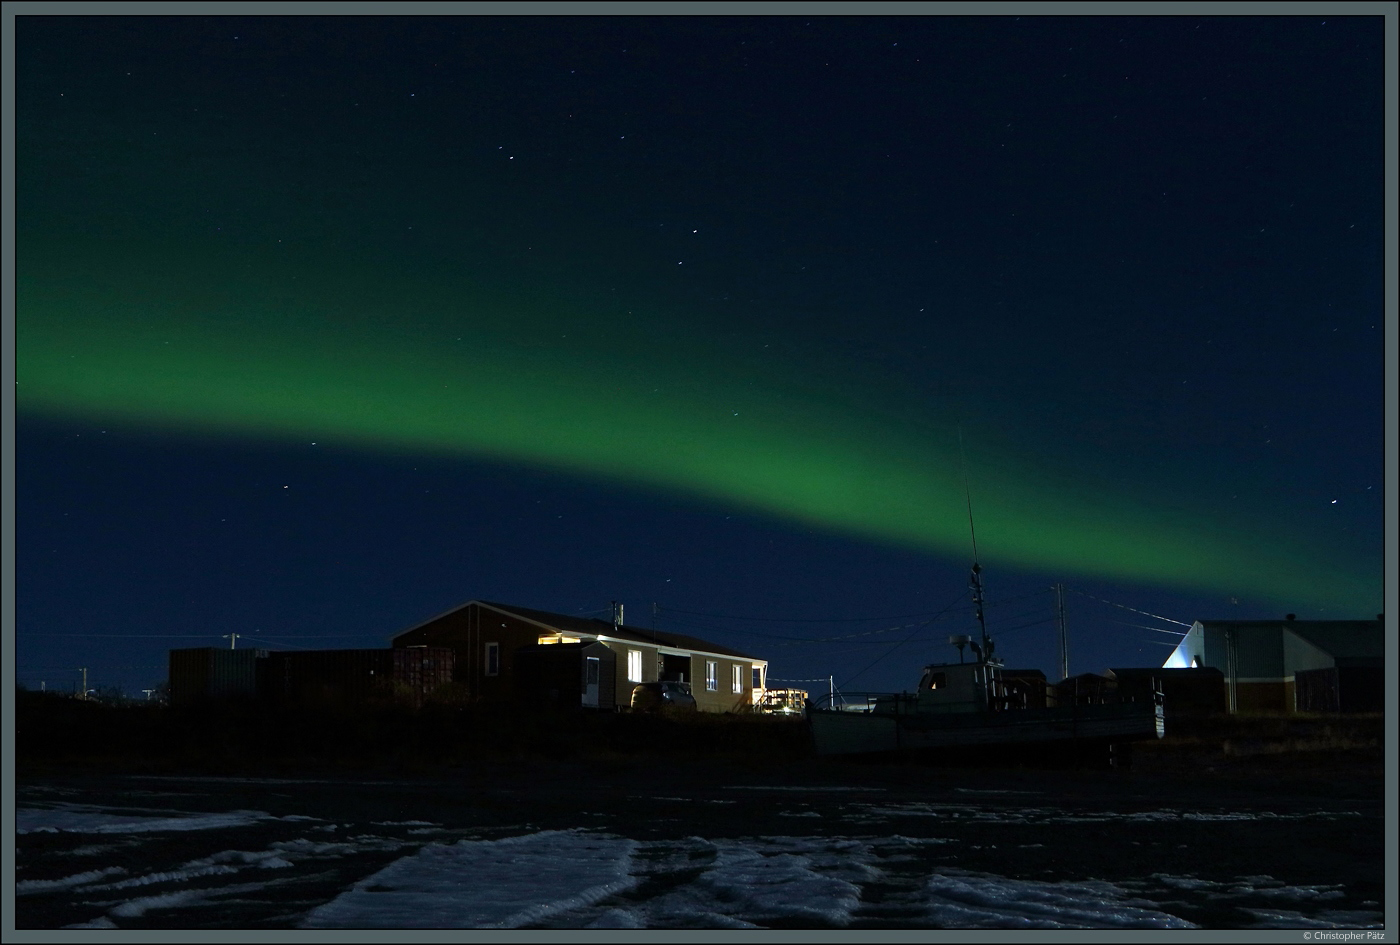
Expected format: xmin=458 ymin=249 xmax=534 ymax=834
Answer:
xmin=14 ymin=748 xmax=1387 ymax=930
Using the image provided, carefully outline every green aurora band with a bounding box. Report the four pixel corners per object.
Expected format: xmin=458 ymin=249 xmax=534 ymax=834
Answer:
xmin=17 ymin=241 xmax=1378 ymax=614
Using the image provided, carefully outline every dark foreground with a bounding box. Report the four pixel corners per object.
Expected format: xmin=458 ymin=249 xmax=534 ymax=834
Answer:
xmin=13 ymin=697 xmax=1388 ymax=931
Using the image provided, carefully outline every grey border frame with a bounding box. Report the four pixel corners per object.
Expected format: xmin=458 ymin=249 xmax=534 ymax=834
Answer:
xmin=2 ymin=3 xmax=1395 ymax=943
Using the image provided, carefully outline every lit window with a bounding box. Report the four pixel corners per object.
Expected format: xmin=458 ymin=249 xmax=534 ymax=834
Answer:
xmin=627 ymin=649 xmax=643 ymax=683
xmin=706 ymin=660 xmax=718 ymax=692
xmin=485 ymin=642 xmax=500 ymax=677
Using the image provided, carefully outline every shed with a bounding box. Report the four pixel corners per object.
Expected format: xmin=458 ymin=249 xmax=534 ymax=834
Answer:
xmin=1107 ymin=667 xmax=1226 ymax=719
xmin=513 ymin=641 xmax=618 ymax=711
xmin=1000 ymin=668 xmax=1048 ymax=709
xmin=1052 ymin=672 xmax=1116 ymax=707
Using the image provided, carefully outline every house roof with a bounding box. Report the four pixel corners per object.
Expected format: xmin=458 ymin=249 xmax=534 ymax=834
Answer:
xmin=396 ymin=599 xmax=761 ymax=663
xmin=1282 ymin=622 xmax=1384 ymax=661
xmin=483 ymin=601 xmax=761 ymax=661
xmin=1192 ymin=619 xmax=1383 ymax=660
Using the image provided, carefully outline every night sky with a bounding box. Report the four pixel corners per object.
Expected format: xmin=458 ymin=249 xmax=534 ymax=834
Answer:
xmin=14 ymin=14 xmax=1387 ymax=699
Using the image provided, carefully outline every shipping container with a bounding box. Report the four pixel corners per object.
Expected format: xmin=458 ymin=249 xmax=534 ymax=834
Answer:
xmin=168 ymin=647 xmax=268 ymax=706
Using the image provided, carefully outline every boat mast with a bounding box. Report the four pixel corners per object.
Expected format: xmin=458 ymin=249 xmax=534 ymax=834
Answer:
xmin=959 ymin=428 xmax=991 ymax=659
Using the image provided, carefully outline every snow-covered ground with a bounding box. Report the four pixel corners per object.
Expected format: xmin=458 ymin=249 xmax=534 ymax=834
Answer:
xmin=15 ymin=783 xmax=1385 ymax=930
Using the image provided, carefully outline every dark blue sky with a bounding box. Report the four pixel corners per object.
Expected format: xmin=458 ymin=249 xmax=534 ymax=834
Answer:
xmin=13 ymin=14 xmax=1389 ymax=697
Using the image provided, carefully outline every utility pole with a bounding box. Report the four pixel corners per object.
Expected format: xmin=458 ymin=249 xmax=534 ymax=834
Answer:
xmin=79 ymin=667 xmax=88 ymax=700
xmin=1055 ymin=583 xmax=1069 ymax=681
xmin=142 ymin=689 xmax=156 ymax=701
xmin=222 ymin=633 xmax=240 ymax=650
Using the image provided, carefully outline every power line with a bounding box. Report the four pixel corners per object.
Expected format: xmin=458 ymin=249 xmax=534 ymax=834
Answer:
xmin=33 ymin=634 xmax=226 ymax=639
xmin=1064 ymin=587 xmax=1193 ymax=628
xmin=836 ymin=587 xmax=971 ymax=692
xmin=990 ymin=616 xmax=1057 ymax=636
xmin=27 ymin=633 xmax=375 ymax=640
xmin=1102 ymin=618 xmax=1189 ymax=636
xmin=658 ymin=605 xmax=963 ymax=624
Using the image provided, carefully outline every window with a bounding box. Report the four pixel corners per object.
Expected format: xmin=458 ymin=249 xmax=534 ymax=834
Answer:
xmin=627 ymin=649 xmax=643 ymax=683
xmin=485 ymin=642 xmax=500 ymax=677
xmin=752 ymin=667 xmax=763 ymax=690
xmin=732 ymin=664 xmax=744 ymax=694
xmin=706 ymin=660 xmax=718 ymax=692
xmin=927 ymin=672 xmax=947 ymax=690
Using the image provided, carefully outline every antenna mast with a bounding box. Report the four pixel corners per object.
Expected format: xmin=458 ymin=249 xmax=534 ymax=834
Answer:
xmin=958 ymin=427 xmax=990 ymax=656
xmin=1055 ymin=582 xmax=1069 ymax=680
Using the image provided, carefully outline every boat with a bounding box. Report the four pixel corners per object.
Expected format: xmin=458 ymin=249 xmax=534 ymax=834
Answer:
xmin=807 ymin=565 xmax=1165 ymax=759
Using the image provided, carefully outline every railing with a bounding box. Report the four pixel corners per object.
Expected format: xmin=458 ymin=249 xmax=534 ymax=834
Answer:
xmin=809 ymin=692 xmax=904 ymax=713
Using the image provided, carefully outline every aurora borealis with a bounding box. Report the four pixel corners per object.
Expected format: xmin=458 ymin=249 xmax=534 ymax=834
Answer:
xmin=12 ymin=14 xmax=1387 ymax=695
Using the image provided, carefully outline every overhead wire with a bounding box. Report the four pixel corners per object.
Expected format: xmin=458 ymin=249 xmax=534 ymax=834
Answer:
xmin=834 ymin=587 xmax=972 ymax=692
xmin=657 ymin=604 xmax=967 ymax=624
xmin=1064 ymin=587 xmax=1193 ymax=627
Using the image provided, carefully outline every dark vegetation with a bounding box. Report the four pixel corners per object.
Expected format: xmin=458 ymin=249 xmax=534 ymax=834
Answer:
xmin=14 ymin=688 xmax=813 ymax=775
xmin=16 ymin=689 xmax=1383 ymax=778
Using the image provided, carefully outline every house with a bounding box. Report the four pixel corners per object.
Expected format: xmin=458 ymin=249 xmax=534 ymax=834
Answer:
xmin=391 ymin=600 xmax=769 ymax=713
xmin=1161 ymin=616 xmax=1383 ymax=713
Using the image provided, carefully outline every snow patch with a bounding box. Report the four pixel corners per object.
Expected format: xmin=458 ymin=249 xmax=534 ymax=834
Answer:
xmin=17 ymin=803 xmax=273 ymax=834
xmin=18 ymin=867 xmax=127 ymax=895
xmin=920 ymin=871 xmax=1198 ymax=929
xmin=300 ymin=830 xmax=638 ymax=929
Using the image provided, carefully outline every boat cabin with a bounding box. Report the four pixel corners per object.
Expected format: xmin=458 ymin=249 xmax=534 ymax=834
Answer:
xmin=914 ymin=660 xmax=1007 ymax=713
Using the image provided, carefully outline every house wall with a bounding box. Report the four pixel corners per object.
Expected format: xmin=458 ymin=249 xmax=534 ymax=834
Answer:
xmin=1205 ymin=625 xmax=1286 ymax=679
xmin=597 ymin=641 xmax=660 ymax=708
xmin=690 ymin=654 xmax=753 ymax=713
xmin=1282 ymin=630 xmax=1337 ymax=675
xmin=1164 ymin=624 xmax=1206 ymax=669
xmin=394 ymin=603 xmax=551 ymax=703
xmin=1233 ymin=679 xmax=1291 ymax=714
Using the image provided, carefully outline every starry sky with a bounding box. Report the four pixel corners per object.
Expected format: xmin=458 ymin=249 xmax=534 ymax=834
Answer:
xmin=13 ymin=14 xmax=1388 ymax=699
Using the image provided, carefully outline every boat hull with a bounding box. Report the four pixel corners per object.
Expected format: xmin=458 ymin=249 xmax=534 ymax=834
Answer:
xmin=808 ymin=701 xmax=1164 ymax=757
